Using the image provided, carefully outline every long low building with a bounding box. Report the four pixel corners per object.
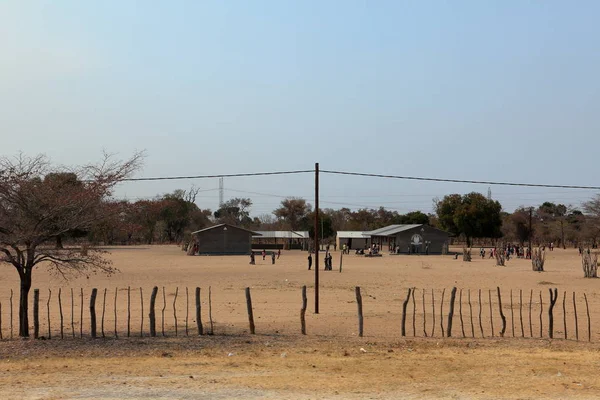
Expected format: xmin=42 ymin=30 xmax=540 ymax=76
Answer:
xmin=190 ymin=224 xmax=260 ymax=255
xmin=252 ymin=231 xmax=310 ymax=250
xmin=336 ymin=225 xmax=450 ymax=254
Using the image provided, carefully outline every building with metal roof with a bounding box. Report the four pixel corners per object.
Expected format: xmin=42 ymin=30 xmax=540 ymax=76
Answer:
xmin=336 ymin=231 xmax=371 ymax=250
xmin=190 ymin=224 xmax=260 ymax=255
xmin=368 ymin=224 xmax=450 ymax=255
xmin=252 ymin=231 xmax=310 ymax=250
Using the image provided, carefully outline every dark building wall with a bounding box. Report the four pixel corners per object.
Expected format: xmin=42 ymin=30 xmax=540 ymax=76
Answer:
xmin=392 ymin=225 xmax=449 ymax=254
xmin=195 ymin=227 xmax=252 ymax=255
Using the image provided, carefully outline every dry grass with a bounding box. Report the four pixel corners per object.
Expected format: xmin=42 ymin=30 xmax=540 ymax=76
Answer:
xmin=1 ymin=246 xmax=600 ymax=399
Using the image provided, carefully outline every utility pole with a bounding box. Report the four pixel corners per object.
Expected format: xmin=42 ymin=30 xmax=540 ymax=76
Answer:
xmin=528 ymin=207 xmax=533 ymax=252
xmin=314 ymin=162 xmax=319 ymax=314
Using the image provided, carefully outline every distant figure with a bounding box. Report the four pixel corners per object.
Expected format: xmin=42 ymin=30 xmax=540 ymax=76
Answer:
xmin=480 ymin=247 xmax=485 ymax=259
xmin=249 ymin=252 xmax=255 ymax=265
xmin=262 ymin=249 xmax=266 ymax=260
xmin=334 ymin=243 xmax=337 ymax=251
xmin=308 ymin=253 xmax=313 ymax=270
xmin=550 ymin=242 xmax=554 ymax=251
xmin=277 ymin=248 xmax=281 ymax=259
xmin=271 ymin=251 xmax=276 ymax=265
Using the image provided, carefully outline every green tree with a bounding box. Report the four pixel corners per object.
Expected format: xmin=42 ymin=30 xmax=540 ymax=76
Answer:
xmin=273 ymin=198 xmax=312 ymax=230
xmin=435 ymin=192 xmax=502 ymax=246
xmin=398 ymin=211 xmax=430 ymax=225
xmin=214 ymin=198 xmax=253 ymax=227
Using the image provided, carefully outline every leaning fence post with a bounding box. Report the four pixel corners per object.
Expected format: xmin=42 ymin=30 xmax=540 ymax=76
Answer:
xmin=584 ymin=293 xmax=591 ymax=342
xmin=468 ymin=289 xmax=475 ymax=338
xmin=90 ymin=288 xmax=98 ymax=339
xmin=300 ymin=286 xmax=307 ymax=335
xmin=339 ymin=251 xmax=343 ymax=273
xmin=80 ymin=288 xmax=84 ymax=338
xmin=185 ymin=287 xmax=189 ymax=337
xmin=411 ymin=287 xmax=416 ymax=337
xmin=497 ymin=287 xmax=506 ymax=337
xmin=195 ymin=287 xmax=203 ymax=336
xmin=447 ymin=287 xmax=457 ymax=338
xmin=401 ymin=288 xmax=412 ymax=337
xmin=149 ymin=286 xmax=158 ymax=337
xmin=459 ymin=289 xmax=465 ymax=338
xmin=355 ymin=286 xmax=363 ymax=337
xmin=127 ymin=286 xmax=131 ymax=338
xmin=34 ymin=289 xmax=40 ymax=339
xmin=70 ymin=288 xmax=74 ymax=338
xmin=173 ymin=287 xmax=179 ymax=337
xmin=422 ymin=289 xmax=428 ymax=337
xmin=245 ymin=287 xmax=255 ymax=334
xmin=478 ymin=289 xmax=484 ymax=337
xmin=440 ymin=288 xmax=446 ymax=337
xmin=162 ymin=287 xmax=167 ymax=336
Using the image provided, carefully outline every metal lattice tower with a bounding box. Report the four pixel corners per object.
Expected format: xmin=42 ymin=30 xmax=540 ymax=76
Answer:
xmin=487 ymin=186 xmax=492 ymax=200
xmin=219 ymin=177 xmax=224 ymax=206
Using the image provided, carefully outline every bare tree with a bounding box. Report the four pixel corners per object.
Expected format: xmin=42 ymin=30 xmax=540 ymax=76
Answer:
xmin=0 ymin=152 xmax=143 ymax=337
xmin=582 ymin=251 xmax=598 ymax=278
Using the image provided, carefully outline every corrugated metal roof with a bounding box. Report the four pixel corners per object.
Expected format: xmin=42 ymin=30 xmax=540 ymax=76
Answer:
xmin=192 ymin=224 xmax=261 ymax=236
xmin=367 ymin=224 xmax=423 ymax=237
xmin=336 ymin=231 xmax=370 ymax=239
xmin=252 ymin=231 xmax=309 ymax=239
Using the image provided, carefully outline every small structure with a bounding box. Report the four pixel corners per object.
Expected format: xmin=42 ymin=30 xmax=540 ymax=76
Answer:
xmin=336 ymin=231 xmax=371 ymax=250
xmin=368 ymin=224 xmax=450 ymax=255
xmin=190 ymin=224 xmax=260 ymax=255
xmin=252 ymin=231 xmax=309 ymax=250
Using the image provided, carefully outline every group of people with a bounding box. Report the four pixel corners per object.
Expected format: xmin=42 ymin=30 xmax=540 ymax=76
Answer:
xmin=307 ymin=251 xmax=334 ymax=270
xmin=249 ymin=248 xmax=281 ymax=265
xmin=480 ymin=245 xmax=532 ymax=260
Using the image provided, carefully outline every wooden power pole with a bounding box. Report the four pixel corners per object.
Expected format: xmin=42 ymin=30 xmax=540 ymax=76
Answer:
xmin=314 ymin=162 xmax=319 ymax=314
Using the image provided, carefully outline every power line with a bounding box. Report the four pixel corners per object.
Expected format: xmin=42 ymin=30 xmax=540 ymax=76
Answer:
xmin=321 ymin=170 xmax=600 ymax=190
xmin=121 ymin=170 xmax=313 ymax=182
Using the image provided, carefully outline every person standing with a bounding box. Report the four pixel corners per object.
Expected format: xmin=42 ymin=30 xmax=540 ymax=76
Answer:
xmin=249 ymin=252 xmax=255 ymax=265
xmin=262 ymin=249 xmax=266 ymax=260
xmin=308 ymin=253 xmax=313 ymax=270
xmin=277 ymin=248 xmax=281 ymax=259
xmin=271 ymin=251 xmax=276 ymax=265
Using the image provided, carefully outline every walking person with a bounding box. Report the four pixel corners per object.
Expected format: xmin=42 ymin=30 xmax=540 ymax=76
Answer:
xmin=277 ymin=248 xmax=281 ymax=259
xmin=308 ymin=253 xmax=313 ymax=270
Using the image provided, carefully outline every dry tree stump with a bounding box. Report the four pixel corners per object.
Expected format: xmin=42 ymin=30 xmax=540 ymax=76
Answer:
xmin=582 ymin=252 xmax=598 ymax=278
xmin=463 ymin=247 xmax=472 ymax=262
xmin=532 ymin=248 xmax=545 ymax=272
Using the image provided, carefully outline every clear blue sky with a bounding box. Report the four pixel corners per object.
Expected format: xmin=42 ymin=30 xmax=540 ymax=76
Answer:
xmin=1 ymin=1 xmax=599 ymax=216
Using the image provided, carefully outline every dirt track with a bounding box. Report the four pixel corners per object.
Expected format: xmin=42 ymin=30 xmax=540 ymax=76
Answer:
xmin=0 ymin=246 xmax=599 ymax=399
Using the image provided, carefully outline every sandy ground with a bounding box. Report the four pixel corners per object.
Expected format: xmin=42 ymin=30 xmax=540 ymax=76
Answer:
xmin=0 ymin=246 xmax=599 ymax=399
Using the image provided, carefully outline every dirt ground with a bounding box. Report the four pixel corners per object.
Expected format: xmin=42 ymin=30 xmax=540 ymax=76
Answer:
xmin=1 ymin=246 xmax=600 ymax=399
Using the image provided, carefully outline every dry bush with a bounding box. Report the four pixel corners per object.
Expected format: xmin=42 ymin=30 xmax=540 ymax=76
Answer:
xmin=463 ymin=247 xmax=472 ymax=262
xmin=582 ymin=251 xmax=598 ymax=278
xmin=532 ymin=248 xmax=545 ymax=272
xmin=495 ymin=244 xmax=506 ymax=266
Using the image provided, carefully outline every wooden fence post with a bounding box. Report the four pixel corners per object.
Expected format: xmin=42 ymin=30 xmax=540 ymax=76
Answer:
xmin=209 ymin=286 xmax=214 ymax=335
xmin=510 ymin=289 xmax=515 ymax=338
xmin=101 ymin=288 xmax=107 ymax=339
xmin=573 ymin=292 xmax=579 ymax=341
xmin=80 ymin=288 xmax=84 ymax=338
xmin=519 ymin=289 xmax=524 ymax=338
xmin=195 ymin=287 xmax=203 ymax=336
xmin=529 ymin=289 xmax=533 ymax=337
xmin=70 ymin=288 xmax=74 ymax=338
xmin=584 ymin=293 xmax=591 ymax=342
xmin=10 ymin=289 xmax=13 ymax=339
xmin=478 ymin=289 xmax=484 ymax=337
xmin=355 ymin=286 xmax=363 ymax=337
xmin=47 ymin=289 xmax=52 ymax=339
xmin=149 ymin=286 xmax=158 ymax=337
xmin=34 ymin=289 xmax=40 ymax=339
xmin=562 ymin=291 xmax=568 ymax=340
xmin=0 ymin=302 xmax=2 ymax=340
xmin=497 ymin=287 xmax=506 ymax=337
xmin=539 ymin=291 xmax=543 ymax=338
xmin=548 ymin=288 xmax=558 ymax=339
xmin=401 ymin=288 xmax=412 ymax=337
xmin=447 ymin=287 xmax=457 ymax=337
xmin=125 ymin=286 xmax=130 ymax=337
xmin=411 ymin=287 xmax=416 ymax=337
xmin=422 ymin=289 xmax=428 ymax=337
xmin=488 ymin=290 xmax=494 ymax=337
xmin=245 ymin=287 xmax=255 ymax=334
xmin=58 ymin=288 xmax=64 ymax=339
xmin=459 ymin=288 xmax=465 ymax=338
xmin=140 ymin=287 xmax=144 ymax=337
xmin=173 ymin=287 xmax=179 ymax=337
xmin=185 ymin=287 xmax=189 ymax=336
xmin=468 ymin=289 xmax=474 ymax=338
xmin=431 ymin=290 xmax=436 ymax=337
xmin=440 ymin=288 xmax=446 ymax=337
xmin=301 ymin=286 xmax=307 ymax=335
xmin=90 ymin=288 xmax=98 ymax=339
xmin=162 ymin=287 xmax=167 ymax=336
xmin=339 ymin=251 xmax=343 ymax=273
xmin=114 ymin=288 xmax=118 ymax=338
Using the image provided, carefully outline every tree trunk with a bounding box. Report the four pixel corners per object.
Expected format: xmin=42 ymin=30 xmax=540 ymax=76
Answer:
xmin=19 ymin=270 xmax=32 ymax=337
xmin=55 ymin=235 xmax=64 ymax=249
